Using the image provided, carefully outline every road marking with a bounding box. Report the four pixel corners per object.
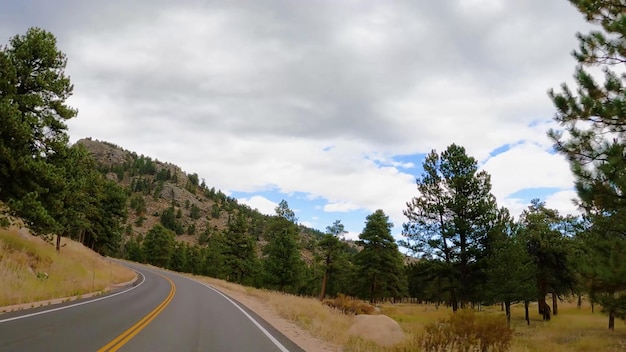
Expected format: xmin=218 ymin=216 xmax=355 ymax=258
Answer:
xmin=0 ymin=271 xmax=145 ymax=324
xmin=97 ymin=273 xmax=176 ymax=352
xmin=186 ymin=276 xmax=291 ymax=352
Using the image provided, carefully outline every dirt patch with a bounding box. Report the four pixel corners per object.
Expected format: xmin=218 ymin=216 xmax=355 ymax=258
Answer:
xmin=347 ymin=314 xmax=406 ymax=347
xmin=209 ymin=285 xmax=342 ymax=352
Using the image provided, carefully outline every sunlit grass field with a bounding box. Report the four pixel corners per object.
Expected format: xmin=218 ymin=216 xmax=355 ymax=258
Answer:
xmin=0 ymin=228 xmax=136 ymax=308
xmin=196 ymin=275 xmax=626 ymax=351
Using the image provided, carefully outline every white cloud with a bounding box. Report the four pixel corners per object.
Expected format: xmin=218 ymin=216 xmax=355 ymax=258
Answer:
xmin=545 ymin=190 xmax=581 ymax=217
xmin=1 ymin=0 xmax=593 ymax=234
xmin=237 ymin=196 xmax=277 ymax=216
xmin=481 ymin=142 xmax=575 ymax=200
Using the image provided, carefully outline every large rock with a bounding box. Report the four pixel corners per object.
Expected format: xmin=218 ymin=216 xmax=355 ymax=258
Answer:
xmin=347 ymin=314 xmax=405 ymax=347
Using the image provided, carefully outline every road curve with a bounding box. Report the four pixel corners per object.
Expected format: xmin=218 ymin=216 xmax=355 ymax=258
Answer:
xmin=0 ymin=262 xmax=304 ymax=352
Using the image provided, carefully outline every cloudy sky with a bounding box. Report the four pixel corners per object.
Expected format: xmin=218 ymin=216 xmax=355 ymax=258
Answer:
xmin=2 ymin=0 xmax=594 ymax=239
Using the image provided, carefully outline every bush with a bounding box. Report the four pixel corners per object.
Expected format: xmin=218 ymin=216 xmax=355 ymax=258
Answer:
xmin=324 ymin=294 xmax=376 ymax=315
xmin=420 ymin=309 xmax=513 ymax=352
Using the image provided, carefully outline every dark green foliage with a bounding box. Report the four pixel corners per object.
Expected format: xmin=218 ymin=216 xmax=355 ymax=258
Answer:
xmin=0 ymin=28 xmax=76 ymax=234
xmin=130 ymin=177 xmax=151 ymax=195
xmin=549 ymin=0 xmax=626 ymax=329
xmin=153 ymin=181 xmax=164 ymax=200
xmin=203 ymin=231 xmax=227 ymax=278
xmin=189 ymin=203 xmax=201 ymax=220
xmin=155 ymin=168 xmax=171 ymax=182
xmin=402 ymin=144 xmax=497 ymax=310
xmin=160 ymin=206 xmax=184 ymax=235
xmin=170 ymin=242 xmax=189 ymax=273
xmin=143 ymin=224 xmax=175 ymax=268
xmin=520 ymin=200 xmax=577 ymax=320
xmin=319 ymin=220 xmax=352 ymax=300
xmin=129 ymin=194 xmax=146 ymax=215
xmin=406 ymin=259 xmax=450 ymax=306
xmin=577 ymin=212 xmax=626 ymax=329
xmin=131 ymin=156 xmax=156 ymax=176
xmin=355 ymin=210 xmax=407 ymax=303
xmin=221 ymin=213 xmax=258 ymax=285
xmin=186 ymin=222 xmax=196 ymax=236
xmin=262 ymin=204 xmax=305 ymax=292
xmin=124 ymin=237 xmax=144 ymax=263
xmin=210 ymin=203 xmax=221 ymax=219
xmin=484 ymin=208 xmax=536 ymax=325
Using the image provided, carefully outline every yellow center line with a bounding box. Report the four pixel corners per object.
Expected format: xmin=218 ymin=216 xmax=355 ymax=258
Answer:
xmin=97 ymin=272 xmax=176 ymax=352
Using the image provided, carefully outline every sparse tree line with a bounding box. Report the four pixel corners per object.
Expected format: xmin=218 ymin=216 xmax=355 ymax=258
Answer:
xmin=0 ymin=0 xmax=624 ymax=330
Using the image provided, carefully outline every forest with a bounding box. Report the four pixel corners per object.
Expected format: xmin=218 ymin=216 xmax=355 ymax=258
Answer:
xmin=0 ymin=0 xmax=624 ymax=332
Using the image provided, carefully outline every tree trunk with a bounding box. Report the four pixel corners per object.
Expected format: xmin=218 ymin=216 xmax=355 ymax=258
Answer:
xmin=609 ymin=311 xmax=615 ymax=330
xmin=319 ymin=270 xmax=328 ymax=301
xmin=505 ymin=300 xmax=511 ymax=327
xmin=552 ymin=293 xmax=558 ymax=316
xmin=577 ymin=294 xmax=582 ymax=309
xmin=591 ymin=301 xmax=595 ymax=314
xmin=539 ymin=299 xmax=551 ymax=321
xmin=524 ymin=300 xmax=530 ymax=325
xmin=450 ymin=288 xmax=458 ymax=312
xmin=369 ymin=274 xmax=377 ymax=304
xmin=56 ymin=234 xmax=61 ymax=253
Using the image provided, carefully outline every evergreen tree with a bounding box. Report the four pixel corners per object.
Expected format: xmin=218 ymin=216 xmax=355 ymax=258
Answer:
xmin=275 ymin=199 xmax=298 ymax=223
xmin=203 ymin=231 xmax=227 ymax=279
xmin=222 ymin=213 xmax=257 ymax=285
xmin=143 ymin=224 xmax=175 ymax=268
xmin=484 ymin=207 xmax=536 ymax=325
xmin=355 ymin=210 xmax=407 ymax=303
xmin=0 ymin=28 xmax=77 ymax=234
xmin=519 ymin=199 xmax=577 ymax=321
xmin=402 ymin=144 xmax=497 ymax=310
xmin=262 ymin=204 xmax=305 ymax=293
xmin=319 ymin=220 xmax=347 ymax=300
xmin=170 ymin=242 xmax=189 ymax=273
xmin=549 ymin=0 xmax=626 ymax=330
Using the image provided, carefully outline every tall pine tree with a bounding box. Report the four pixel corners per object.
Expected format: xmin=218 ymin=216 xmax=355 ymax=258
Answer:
xmin=402 ymin=144 xmax=497 ymax=310
xmin=355 ymin=210 xmax=406 ymax=303
xmin=548 ymin=0 xmax=626 ymax=330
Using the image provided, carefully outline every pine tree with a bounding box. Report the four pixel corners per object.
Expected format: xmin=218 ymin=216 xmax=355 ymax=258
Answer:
xmin=548 ymin=0 xmax=626 ymax=330
xmin=402 ymin=144 xmax=497 ymax=310
xmin=519 ymin=200 xmax=577 ymax=321
xmin=319 ymin=220 xmax=347 ymax=300
xmin=484 ymin=207 xmax=536 ymax=325
xmin=262 ymin=202 xmax=305 ymax=293
xmin=143 ymin=224 xmax=175 ymax=268
xmin=222 ymin=213 xmax=257 ymax=285
xmin=355 ymin=210 xmax=407 ymax=303
xmin=0 ymin=28 xmax=77 ymax=234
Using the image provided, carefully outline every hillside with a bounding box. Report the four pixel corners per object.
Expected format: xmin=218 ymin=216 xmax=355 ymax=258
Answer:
xmin=77 ymin=138 xmax=325 ymax=254
xmin=0 ymin=211 xmax=135 ymax=308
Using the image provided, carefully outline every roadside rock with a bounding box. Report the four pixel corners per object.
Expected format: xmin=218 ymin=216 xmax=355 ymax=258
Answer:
xmin=347 ymin=314 xmax=406 ymax=347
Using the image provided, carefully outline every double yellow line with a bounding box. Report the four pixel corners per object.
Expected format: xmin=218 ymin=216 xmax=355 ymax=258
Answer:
xmin=98 ymin=273 xmax=176 ymax=352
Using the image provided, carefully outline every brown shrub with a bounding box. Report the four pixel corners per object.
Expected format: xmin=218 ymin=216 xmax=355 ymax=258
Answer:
xmin=420 ymin=309 xmax=513 ymax=352
xmin=324 ymin=294 xmax=376 ymax=315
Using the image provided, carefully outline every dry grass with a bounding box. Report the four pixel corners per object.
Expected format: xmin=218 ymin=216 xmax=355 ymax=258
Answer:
xmin=189 ymin=274 xmax=626 ymax=352
xmin=0 ymin=228 xmax=136 ymax=307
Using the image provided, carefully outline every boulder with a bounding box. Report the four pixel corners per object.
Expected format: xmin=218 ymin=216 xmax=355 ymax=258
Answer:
xmin=347 ymin=314 xmax=405 ymax=347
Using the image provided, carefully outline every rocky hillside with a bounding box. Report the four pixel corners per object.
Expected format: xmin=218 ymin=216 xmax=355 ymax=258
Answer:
xmin=77 ymin=138 xmax=324 ymax=250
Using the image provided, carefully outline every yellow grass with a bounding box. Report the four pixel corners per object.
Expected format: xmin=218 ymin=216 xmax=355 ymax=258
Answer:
xmin=0 ymin=228 xmax=136 ymax=308
xmin=189 ymin=274 xmax=626 ymax=352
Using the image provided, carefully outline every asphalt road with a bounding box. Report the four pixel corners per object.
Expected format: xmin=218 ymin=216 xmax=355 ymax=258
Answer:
xmin=0 ymin=262 xmax=304 ymax=352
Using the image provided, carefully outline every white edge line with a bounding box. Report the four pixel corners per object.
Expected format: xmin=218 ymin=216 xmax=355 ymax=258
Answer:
xmin=0 ymin=270 xmax=145 ymax=324
xmin=165 ymin=271 xmax=291 ymax=352
xmin=196 ymin=280 xmax=291 ymax=352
